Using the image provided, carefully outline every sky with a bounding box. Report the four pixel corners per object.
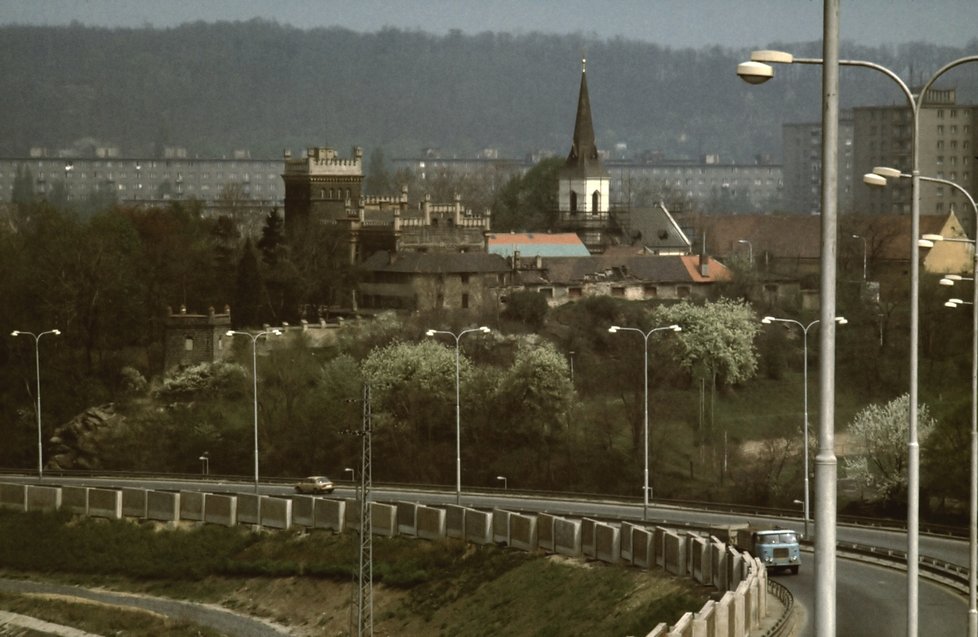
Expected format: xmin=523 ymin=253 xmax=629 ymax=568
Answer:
xmin=2 ymin=0 xmax=977 ymax=49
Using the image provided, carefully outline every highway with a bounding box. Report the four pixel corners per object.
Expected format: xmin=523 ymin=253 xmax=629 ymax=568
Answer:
xmin=3 ymin=475 xmax=971 ymax=635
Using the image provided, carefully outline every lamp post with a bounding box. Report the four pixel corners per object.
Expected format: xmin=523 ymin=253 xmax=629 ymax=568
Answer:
xmin=760 ymin=316 xmax=846 ymax=539
xmin=63 ymin=162 xmax=73 ymax=201
xmin=226 ymin=329 xmax=281 ymax=495
xmin=737 ymin=239 xmax=753 ymax=268
xmin=496 ymin=475 xmax=507 ymax=490
xmin=10 ymin=329 xmax=61 ymax=479
xmin=425 ymin=326 xmax=491 ymax=505
xmin=199 ymin=452 xmax=209 ymax=475
xmin=851 ymin=234 xmax=867 ymax=281
xmin=741 ymin=48 xmax=978 ymax=637
xmin=868 ymin=168 xmax=978 ymax=632
xmin=608 ymin=324 xmax=681 ymax=521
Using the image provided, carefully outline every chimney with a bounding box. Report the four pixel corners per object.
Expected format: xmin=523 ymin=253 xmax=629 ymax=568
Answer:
xmin=699 ymin=254 xmax=710 ymax=277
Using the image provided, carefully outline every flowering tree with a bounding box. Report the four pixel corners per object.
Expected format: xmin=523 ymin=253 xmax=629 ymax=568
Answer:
xmin=844 ymin=393 xmax=936 ymax=506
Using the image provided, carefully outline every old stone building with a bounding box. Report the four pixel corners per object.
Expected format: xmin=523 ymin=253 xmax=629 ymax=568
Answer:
xmin=163 ymin=305 xmax=232 ymax=371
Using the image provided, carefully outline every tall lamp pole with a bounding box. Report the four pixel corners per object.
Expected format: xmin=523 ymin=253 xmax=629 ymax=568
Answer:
xmin=425 ymin=326 xmax=491 ymax=505
xmin=740 ymin=45 xmax=978 ymax=637
xmin=608 ymin=324 xmax=681 ymax=521
xmin=868 ymin=169 xmax=978 ymax=634
xmin=227 ymin=329 xmax=281 ymax=495
xmin=760 ymin=316 xmax=846 ymax=539
xmin=10 ymin=329 xmax=61 ymax=479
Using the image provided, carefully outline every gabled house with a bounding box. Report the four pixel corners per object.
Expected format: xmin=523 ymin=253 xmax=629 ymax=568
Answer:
xmin=625 ymin=202 xmax=693 ymax=255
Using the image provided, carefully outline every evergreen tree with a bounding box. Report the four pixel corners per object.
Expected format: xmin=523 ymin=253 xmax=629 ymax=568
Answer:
xmin=257 ymin=208 xmax=286 ymax=268
xmin=232 ymin=239 xmax=265 ymax=329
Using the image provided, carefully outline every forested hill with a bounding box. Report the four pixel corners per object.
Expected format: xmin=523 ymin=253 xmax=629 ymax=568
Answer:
xmin=2 ymin=20 xmax=976 ymax=162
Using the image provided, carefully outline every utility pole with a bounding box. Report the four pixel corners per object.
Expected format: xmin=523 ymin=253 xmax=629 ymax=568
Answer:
xmin=351 ymin=384 xmax=373 ymax=637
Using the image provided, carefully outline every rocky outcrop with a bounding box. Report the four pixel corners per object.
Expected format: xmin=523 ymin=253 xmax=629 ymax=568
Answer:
xmin=47 ymin=404 xmax=124 ymax=471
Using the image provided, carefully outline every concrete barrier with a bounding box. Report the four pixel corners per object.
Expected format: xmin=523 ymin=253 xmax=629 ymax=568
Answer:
xmin=121 ymin=488 xmax=147 ymax=518
xmin=689 ymin=535 xmax=707 ymax=584
xmin=445 ymin=505 xmax=465 ymax=539
xmin=204 ymin=493 xmax=237 ymax=527
xmin=727 ymin=547 xmax=744 ymax=591
xmin=290 ymin=495 xmax=315 ymax=528
xmin=537 ymin=513 xmax=555 ymax=552
xmin=594 ymin=522 xmax=620 ymax=564
xmin=492 ymin=509 xmax=510 ymax=544
xmin=691 ymin=599 xmax=716 ymax=637
xmin=509 ymin=512 xmax=537 ymax=552
xmin=26 ymin=485 xmax=61 ymax=513
xmin=344 ymin=499 xmax=361 ymax=532
xmin=416 ymin=505 xmax=446 ymax=540
xmin=664 ymin=530 xmax=687 ymax=576
xmin=372 ymin=502 xmax=397 ymax=538
xmin=553 ymin=517 xmax=581 ymax=558
xmin=260 ymin=496 xmax=292 ymax=530
xmin=0 ymin=483 xmax=27 ymax=511
xmin=87 ymin=488 xmax=122 ymax=520
xmin=655 ymin=526 xmax=669 ymax=569
xmin=645 ymin=623 xmax=669 ymax=636
xmin=313 ymin=498 xmax=345 ymax=531
xmin=146 ymin=490 xmax=180 ymax=523
xmin=397 ymin=501 xmax=419 ymax=536
xmin=180 ymin=491 xmax=205 ymax=522
xmin=620 ymin=521 xmax=636 ymax=562
xmin=668 ymin=611 xmax=692 ymax=637
xmin=464 ymin=508 xmax=493 ymax=545
xmin=61 ymin=486 xmax=88 ymax=515
xmin=731 ymin=580 xmax=747 ymax=637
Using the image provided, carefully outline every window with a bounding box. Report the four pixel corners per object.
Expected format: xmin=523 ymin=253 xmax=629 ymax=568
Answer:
xmin=184 ymin=336 xmax=194 ymax=351
xmin=677 ymin=286 xmax=691 ymax=298
xmin=461 ymin=293 xmax=469 ymax=309
xmin=591 ymin=190 xmax=600 ymax=212
xmin=460 ymin=273 xmax=470 ymax=284
xmin=644 ymin=285 xmax=658 ymax=298
xmin=611 ymin=286 xmax=625 ymax=297
xmin=569 ymin=287 xmax=583 ymax=299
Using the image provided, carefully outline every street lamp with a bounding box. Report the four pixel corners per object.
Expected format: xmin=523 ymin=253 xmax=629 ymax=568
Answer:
xmin=10 ymin=329 xmax=61 ymax=478
xmin=608 ymin=323 xmax=681 ymax=520
xmin=344 ymin=467 xmax=356 ymax=483
xmin=199 ymin=452 xmax=209 ymax=475
xmin=425 ymin=326 xmax=491 ymax=505
xmin=761 ymin=315 xmax=847 ymax=539
xmin=737 ymin=239 xmax=753 ymax=268
xmin=742 ymin=47 xmax=978 ymax=637
xmin=870 ymin=168 xmax=978 ymax=629
xmin=851 ymin=234 xmax=867 ymax=281
xmin=496 ymin=475 xmax=507 ymax=490
xmin=63 ymin=162 xmax=73 ymax=201
xmin=226 ymin=328 xmax=282 ymax=495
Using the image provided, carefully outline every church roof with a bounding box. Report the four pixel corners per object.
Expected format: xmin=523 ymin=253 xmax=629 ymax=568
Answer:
xmin=486 ymin=232 xmax=591 ymax=257
xmin=563 ymin=60 xmax=608 ymax=180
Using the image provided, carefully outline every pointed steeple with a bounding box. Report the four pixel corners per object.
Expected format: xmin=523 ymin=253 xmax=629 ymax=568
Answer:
xmin=565 ymin=58 xmax=607 ymax=177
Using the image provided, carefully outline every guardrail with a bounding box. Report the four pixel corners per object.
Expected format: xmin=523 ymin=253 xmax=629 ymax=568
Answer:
xmin=763 ymin=578 xmax=795 ymax=637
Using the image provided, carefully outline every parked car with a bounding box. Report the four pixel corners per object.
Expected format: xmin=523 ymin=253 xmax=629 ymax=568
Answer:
xmin=294 ymin=475 xmax=335 ymax=494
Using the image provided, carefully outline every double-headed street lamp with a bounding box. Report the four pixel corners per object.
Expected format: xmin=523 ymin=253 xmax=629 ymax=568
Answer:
xmin=760 ymin=316 xmax=846 ymax=539
xmin=425 ymin=326 xmax=491 ymax=505
xmin=868 ymin=167 xmax=978 ymax=632
xmin=741 ymin=48 xmax=978 ymax=637
xmin=608 ymin=324 xmax=681 ymax=521
xmin=10 ymin=329 xmax=61 ymax=479
xmin=226 ymin=328 xmax=281 ymax=495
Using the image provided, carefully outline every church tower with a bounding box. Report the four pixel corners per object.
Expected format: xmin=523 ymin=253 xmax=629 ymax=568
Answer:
xmin=282 ymin=146 xmax=364 ymax=239
xmin=558 ymin=59 xmax=611 ymax=250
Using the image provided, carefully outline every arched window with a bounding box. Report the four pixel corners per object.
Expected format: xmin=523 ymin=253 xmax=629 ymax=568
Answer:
xmin=591 ymin=190 xmax=601 ymax=213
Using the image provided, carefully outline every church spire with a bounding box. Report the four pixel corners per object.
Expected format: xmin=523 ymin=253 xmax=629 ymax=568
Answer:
xmin=565 ymin=58 xmax=606 ymax=176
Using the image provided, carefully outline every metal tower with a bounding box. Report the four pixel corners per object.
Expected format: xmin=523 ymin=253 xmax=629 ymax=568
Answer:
xmin=352 ymin=384 xmax=372 ymax=637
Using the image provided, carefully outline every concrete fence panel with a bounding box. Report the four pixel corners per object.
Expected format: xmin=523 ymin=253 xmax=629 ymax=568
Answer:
xmin=0 ymin=483 xmax=27 ymax=511
xmin=61 ymin=486 xmax=88 ymax=515
xmin=397 ymin=501 xmax=419 ymax=537
xmin=464 ymin=508 xmax=493 ymax=545
xmin=655 ymin=526 xmax=669 ymax=569
xmin=260 ymin=496 xmax=292 ymax=530
xmin=620 ymin=521 xmax=635 ymax=562
xmin=537 ymin=513 xmax=556 ymax=552
xmin=445 ymin=505 xmax=465 ymax=539
xmin=730 ymin=581 xmax=747 ymax=637
xmin=631 ymin=527 xmax=654 ymax=570
xmin=416 ymin=505 xmax=446 ymax=540
xmin=492 ymin=509 xmax=510 ymax=545
xmin=689 ymin=536 xmax=707 ymax=584
xmin=25 ymin=485 xmax=60 ymax=513
xmin=509 ymin=512 xmax=537 ymax=552
xmin=581 ymin=518 xmax=596 ymax=558
xmin=87 ymin=488 xmax=122 ymax=520
xmin=645 ymin=623 xmax=669 ymax=637
xmin=594 ymin=523 xmax=620 ymax=564
xmin=553 ymin=517 xmax=582 ymax=558
xmin=691 ymin=600 xmax=715 ymax=637
xmin=180 ymin=491 xmax=205 ymax=522
xmin=667 ymin=611 xmax=693 ymax=637
xmin=344 ymin=499 xmax=362 ymax=532
xmin=371 ymin=502 xmax=398 ymax=538
xmin=203 ymin=493 xmax=237 ymax=527
xmin=121 ymin=488 xmax=147 ymax=518
xmin=146 ymin=491 xmax=179 ymax=523
xmin=714 ymin=591 xmax=734 ymax=637
xmin=313 ymin=498 xmax=345 ymax=532
xmin=290 ymin=496 xmax=315 ymax=528
xmin=235 ymin=493 xmax=258 ymax=525
xmin=664 ymin=531 xmax=687 ymax=577
xmin=727 ymin=548 xmax=744 ymax=591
